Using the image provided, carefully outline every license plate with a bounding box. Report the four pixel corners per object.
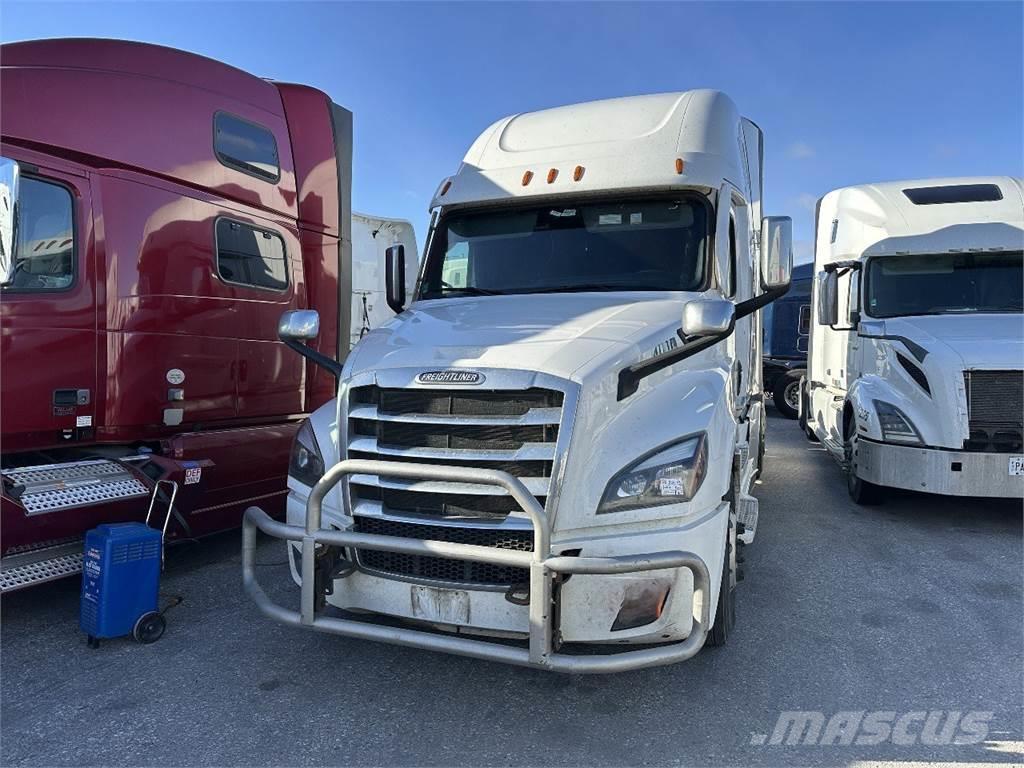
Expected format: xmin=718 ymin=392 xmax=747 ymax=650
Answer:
xmin=1009 ymin=457 xmax=1024 ymax=476
xmin=410 ymin=585 xmax=470 ymax=624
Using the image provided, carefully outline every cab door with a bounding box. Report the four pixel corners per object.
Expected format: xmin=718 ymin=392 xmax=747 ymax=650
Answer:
xmin=0 ymin=157 xmax=97 ymax=452
xmin=717 ymin=184 xmax=754 ymax=412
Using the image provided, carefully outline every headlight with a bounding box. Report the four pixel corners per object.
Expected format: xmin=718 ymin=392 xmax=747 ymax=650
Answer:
xmin=873 ymin=400 xmax=923 ymax=445
xmin=289 ymin=419 xmax=325 ymax=487
xmin=598 ymin=433 xmax=708 ymax=514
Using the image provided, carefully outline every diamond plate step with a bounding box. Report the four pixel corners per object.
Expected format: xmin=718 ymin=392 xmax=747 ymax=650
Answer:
xmin=0 ymin=542 xmax=83 ymax=592
xmin=2 ymin=459 xmax=149 ymax=515
xmin=736 ymin=493 xmax=759 ymax=545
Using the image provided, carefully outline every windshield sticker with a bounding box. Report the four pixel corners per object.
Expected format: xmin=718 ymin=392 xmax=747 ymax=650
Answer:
xmin=550 ymin=209 xmax=576 ymax=217
xmin=630 ymin=212 xmax=643 ymax=225
xmin=598 ymin=214 xmax=622 ymax=225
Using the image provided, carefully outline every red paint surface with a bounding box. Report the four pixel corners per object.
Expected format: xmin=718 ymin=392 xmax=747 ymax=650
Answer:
xmin=0 ymin=39 xmax=344 ymax=553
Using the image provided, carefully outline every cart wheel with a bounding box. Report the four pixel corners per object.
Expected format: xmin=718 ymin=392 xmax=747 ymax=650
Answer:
xmin=132 ymin=611 xmax=166 ymax=644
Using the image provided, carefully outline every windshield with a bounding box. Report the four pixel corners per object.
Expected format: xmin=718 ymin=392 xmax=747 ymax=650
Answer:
xmin=418 ymin=196 xmax=708 ymax=299
xmin=865 ymin=251 xmax=1023 ymax=318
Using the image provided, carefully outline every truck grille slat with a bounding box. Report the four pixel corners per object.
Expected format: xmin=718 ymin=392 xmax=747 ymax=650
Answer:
xmin=356 ymin=486 xmax=540 ymax=518
xmin=349 ymin=433 xmax=556 ymax=461
xmin=348 ymin=451 xmax=551 ymax=480
xmin=963 ymin=370 xmax=1023 ymax=453
xmin=347 ymin=382 xmax=564 ymax=587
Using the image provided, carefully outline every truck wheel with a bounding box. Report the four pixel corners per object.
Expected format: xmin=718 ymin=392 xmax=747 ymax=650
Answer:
xmin=706 ymin=517 xmax=736 ymax=647
xmin=773 ymin=371 xmax=801 ymax=419
xmin=844 ymin=431 xmax=883 ymax=506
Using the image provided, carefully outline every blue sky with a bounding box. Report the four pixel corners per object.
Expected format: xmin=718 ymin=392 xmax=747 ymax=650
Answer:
xmin=4 ymin=1 xmax=1022 ymax=262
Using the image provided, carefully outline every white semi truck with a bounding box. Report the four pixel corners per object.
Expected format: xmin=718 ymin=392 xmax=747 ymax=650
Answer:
xmin=244 ymin=90 xmax=793 ymax=672
xmin=803 ymin=176 xmax=1024 ymax=504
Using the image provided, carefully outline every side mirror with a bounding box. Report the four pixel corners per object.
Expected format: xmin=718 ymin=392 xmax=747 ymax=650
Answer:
xmin=278 ymin=309 xmax=320 ymax=341
xmin=682 ymin=298 xmax=735 ymax=338
xmin=760 ymin=216 xmax=793 ymax=290
xmin=0 ymin=157 xmax=21 ymax=286
xmin=817 ymin=271 xmax=839 ymax=326
xmin=385 ymin=244 xmax=406 ymax=314
xmin=277 ymin=309 xmax=342 ymax=378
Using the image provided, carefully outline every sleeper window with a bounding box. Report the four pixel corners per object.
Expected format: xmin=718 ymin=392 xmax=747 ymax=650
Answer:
xmin=214 ymin=112 xmax=280 ymax=182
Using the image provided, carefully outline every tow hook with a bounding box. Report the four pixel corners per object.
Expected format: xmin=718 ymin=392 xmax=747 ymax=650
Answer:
xmin=504 ymin=583 xmax=530 ymax=606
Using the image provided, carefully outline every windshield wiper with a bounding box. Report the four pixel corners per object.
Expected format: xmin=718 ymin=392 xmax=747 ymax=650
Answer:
xmin=517 ymin=283 xmax=672 ymax=294
xmin=432 ymin=283 xmax=505 ymax=297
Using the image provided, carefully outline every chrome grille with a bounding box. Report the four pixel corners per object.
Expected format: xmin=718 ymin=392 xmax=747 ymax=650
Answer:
xmin=347 ymin=383 xmax=564 ymax=586
xmin=963 ymin=370 xmax=1023 ymax=453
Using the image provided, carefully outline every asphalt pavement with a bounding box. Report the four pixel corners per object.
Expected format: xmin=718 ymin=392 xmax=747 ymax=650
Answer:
xmin=2 ymin=410 xmax=1021 ymax=767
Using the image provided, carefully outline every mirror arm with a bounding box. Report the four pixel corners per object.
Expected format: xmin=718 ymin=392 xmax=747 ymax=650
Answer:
xmin=617 ymin=321 xmax=736 ymax=401
xmin=823 ymin=260 xmax=861 ymax=273
xmin=617 ymin=282 xmax=789 ymax=401
xmin=281 ymin=338 xmax=343 ymax=379
xmin=734 ymin=282 xmax=790 ymax=320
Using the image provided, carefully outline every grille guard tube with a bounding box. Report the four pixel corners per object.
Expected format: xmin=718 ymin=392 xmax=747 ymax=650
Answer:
xmin=242 ymin=458 xmax=712 ymax=673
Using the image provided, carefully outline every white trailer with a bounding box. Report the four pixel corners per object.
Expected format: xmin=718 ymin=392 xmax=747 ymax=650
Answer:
xmin=350 ymin=212 xmax=418 ymax=349
xmin=803 ymin=176 xmax=1024 ymax=503
xmin=247 ymin=90 xmax=792 ymax=672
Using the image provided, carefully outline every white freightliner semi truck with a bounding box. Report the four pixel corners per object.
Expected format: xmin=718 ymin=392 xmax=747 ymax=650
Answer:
xmin=243 ymin=90 xmax=793 ymax=672
xmin=802 ymin=176 xmax=1024 ymax=504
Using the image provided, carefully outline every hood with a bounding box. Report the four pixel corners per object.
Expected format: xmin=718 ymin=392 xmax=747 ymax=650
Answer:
xmin=874 ymin=314 xmax=1024 ymax=369
xmin=344 ymin=293 xmax=689 ymax=382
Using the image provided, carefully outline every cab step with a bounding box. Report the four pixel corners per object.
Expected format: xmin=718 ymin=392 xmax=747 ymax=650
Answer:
xmin=736 ymin=493 xmax=758 ymax=545
xmin=2 ymin=459 xmax=149 ymax=515
xmin=0 ymin=541 xmax=83 ymax=592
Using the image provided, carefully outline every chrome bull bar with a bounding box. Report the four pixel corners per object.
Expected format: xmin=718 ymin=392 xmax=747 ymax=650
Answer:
xmin=242 ymin=459 xmax=711 ymax=673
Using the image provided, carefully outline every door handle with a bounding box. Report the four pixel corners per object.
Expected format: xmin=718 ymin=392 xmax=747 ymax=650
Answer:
xmin=53 ymin=388 xmax=90 ymax=406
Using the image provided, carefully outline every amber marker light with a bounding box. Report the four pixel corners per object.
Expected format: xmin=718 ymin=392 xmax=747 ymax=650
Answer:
xmin=522 ymin=170 xmax=534 ymax=186
xmin=675 ymin=158 xmax=685 ymax=174
xmin=573 ymin=165 xmax=585 ymax=181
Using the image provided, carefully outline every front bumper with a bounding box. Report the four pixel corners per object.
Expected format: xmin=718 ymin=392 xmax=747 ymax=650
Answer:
xmin=243 ymin=458 xmax=713 ymax=673
xmin=857 ymin=438 xmax=1024 ymax=498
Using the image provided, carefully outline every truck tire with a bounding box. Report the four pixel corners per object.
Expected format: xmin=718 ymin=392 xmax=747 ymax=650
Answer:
xmin=706 ymin=519 xmax=736 ymax=647
xmin=773 ymin=370 xmax=802 ymax=419
xmin=844 ymin=429 xmax=883 ymax=505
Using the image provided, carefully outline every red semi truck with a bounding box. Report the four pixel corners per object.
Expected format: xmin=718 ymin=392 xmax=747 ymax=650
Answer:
xmin=0 ymin=38 xmax=354 ymax=590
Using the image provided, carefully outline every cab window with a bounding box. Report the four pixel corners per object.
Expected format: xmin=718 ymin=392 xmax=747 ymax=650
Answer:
xmin=6 ymin=177 xmax=75 ymax=292
xmin=216 ymin=218 xmax=288 ymax=291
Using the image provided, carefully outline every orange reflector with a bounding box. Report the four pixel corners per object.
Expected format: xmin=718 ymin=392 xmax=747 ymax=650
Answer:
xmin=675 ymin=158 xmax=685 ymax=174
xmin=439 ymin=180 xmax=452 ymax=196
xmin=522 ymin=170 xmax=534 ymax=186
xmin=547 ymin=168 xmax=558 ymax=184
xmin=573 ymin=165 xmax=585 ymax=181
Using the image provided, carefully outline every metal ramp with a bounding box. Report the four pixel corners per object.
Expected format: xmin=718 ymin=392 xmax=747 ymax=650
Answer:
xmin=0 ymin=541 xmax=84 ymax=592
xmin=2 ymin=459 xmax=149 ymax=515
xmin=1 ymin=458 xmax=154 ymax=592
